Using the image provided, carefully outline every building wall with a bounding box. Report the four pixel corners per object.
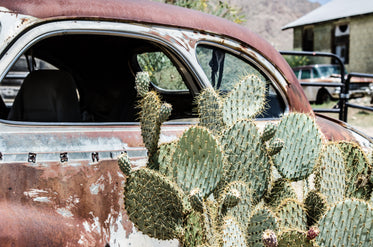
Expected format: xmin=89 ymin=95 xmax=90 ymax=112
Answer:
xmin=349 ymin=14 xmax=373 ymax=73
xmin=292 ymin=14 xmax=373 ymax=74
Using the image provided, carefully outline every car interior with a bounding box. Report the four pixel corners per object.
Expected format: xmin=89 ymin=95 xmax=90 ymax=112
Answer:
xmin=0 ymin=33 xmax=285 ymax=124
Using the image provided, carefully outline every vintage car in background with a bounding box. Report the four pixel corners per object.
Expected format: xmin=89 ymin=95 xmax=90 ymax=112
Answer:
xmin=0 ymin=0 xmax=372 ymax=246
xmin=292 ymin=64 xmax=373 ymax=104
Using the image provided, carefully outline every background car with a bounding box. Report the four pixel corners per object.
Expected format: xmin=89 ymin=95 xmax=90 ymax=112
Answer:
xmin=293 ymin=64 xmax=373 ymax=104
xmin=0 ymin=0 xmax=371 ymax=246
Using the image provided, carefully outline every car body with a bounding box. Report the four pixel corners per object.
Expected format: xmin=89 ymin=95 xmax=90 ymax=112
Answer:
xmin=0 ymin=0 xmax=371 ymax=246
xmin=292 ymin=64 xmax=373 ymax=104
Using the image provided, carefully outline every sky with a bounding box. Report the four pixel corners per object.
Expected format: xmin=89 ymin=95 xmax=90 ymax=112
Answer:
xmin=309 ymin=0 xmax=331 ymax=5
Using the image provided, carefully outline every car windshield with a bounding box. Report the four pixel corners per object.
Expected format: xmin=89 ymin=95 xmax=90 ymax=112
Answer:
xmin=317 ymin=65 xmax=341 ymax=78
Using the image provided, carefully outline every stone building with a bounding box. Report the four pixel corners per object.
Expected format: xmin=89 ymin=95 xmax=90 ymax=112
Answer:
xmin=283 ymin=0 xmax=373 ymax=74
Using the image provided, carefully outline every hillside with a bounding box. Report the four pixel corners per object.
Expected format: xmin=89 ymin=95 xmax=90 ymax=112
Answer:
xmin=230 ymin=0 xmax=320 ymax=50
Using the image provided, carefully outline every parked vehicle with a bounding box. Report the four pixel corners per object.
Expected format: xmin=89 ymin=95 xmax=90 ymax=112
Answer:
xmin=292 ymin=64 xmax=373 ymax=104
xmin=0 ymin=0 xmax=371 ymax=246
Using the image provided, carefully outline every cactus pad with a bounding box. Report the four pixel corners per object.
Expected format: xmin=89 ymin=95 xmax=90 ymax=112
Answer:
xmin=317 ymin=199 xmax=373 ymax=246
xmin=189 ymin=188 xmax=204 ymax=213
xmin=157 ymin=141 xmax=178 ymax=177
xmin=221 ymin=216 xmax=248 ymax=247
xmin=304 ymin=190 xmax=327 ymax=228
xmin=125 ymin=168 xmax=186 ymax=240
xmin=172 ymin=126 xmax=225 ymax=197
xmin=338 ymin=141 xmax=372 ymax=200
xmin=247 ymin=206 xmax=279 ymax=247
xmin=117 ymin=152 xmax=132 ymax=176
xmin=276 ymin=199 xmax=307 ymax=231
xmin=222 ymin=74 xmax=266 ymax=126
xmin=221 ymin=181 xmax=253 ymax=229
xmin=278 ymin=229 xmax=315 ymax=247
xmin=196 ymin=87 xmax=225 ymax=135
xmin=221 ymin=120 xmax=271 ymax=201
xmin=273 ymin=113 xmax=322 ymax=181
xmin=264 ymin=178 xmax=297 ymax=209
xmin=314 ymin=142 xmax=346 ymax=204
xmin=135 ymin=71 xmax=150 ymax=97
xmin=183 ymin=211 xmax=205 ymax=247
xmin=261 ymin=123 xmax=277 ymax=142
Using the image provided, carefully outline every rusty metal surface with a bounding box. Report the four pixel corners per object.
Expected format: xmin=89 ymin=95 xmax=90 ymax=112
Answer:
xmin=0 ymin=0 xmax=303 ymax=111
xmin=0 ymin=123 xmax=187 ymax=246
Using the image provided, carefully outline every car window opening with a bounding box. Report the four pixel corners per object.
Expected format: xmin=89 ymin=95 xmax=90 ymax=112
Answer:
xmin=0 ymin=34 xmax=197 ymax=123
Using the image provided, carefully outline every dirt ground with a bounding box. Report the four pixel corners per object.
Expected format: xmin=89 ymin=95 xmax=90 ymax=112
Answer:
xmin=312 ymin=96 xmax=373 ymax=138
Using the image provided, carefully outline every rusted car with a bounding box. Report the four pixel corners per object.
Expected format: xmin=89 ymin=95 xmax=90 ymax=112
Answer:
xmin=292 ymin=64 xmax=373 ymax=104
xmin=0 ymin=0 xmax=371 ymax=246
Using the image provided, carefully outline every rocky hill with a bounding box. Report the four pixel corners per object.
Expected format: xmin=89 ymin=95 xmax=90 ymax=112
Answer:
xmin=230 ymin=0 xmax=320 ymax=50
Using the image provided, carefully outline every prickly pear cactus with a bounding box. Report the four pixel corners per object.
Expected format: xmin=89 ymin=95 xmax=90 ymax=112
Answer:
xmin=118 ymin=152 xmax=132 ymax=176
xmin=124 ymin=168 xmax=187 ymax=240
xmin=220 ymin=181 xmax=253 ymax=229
xmin=278 ymin=229 xmax=316 ymax=247
xmin=276 ymin=199 xmax=307 ymax=231
xmin=221 ymin=216 xmax=248 ymax=247
xmin=196 ymin=87 xmax=225 ymax=135
xmin=264 ymin=178 xmax=297 ymax=209
xmin=157 ymin=140 xmax=178 ymax=177
xmin=172 ymin=126 xmax=225 ymax=197
xmin=314 ymin=142 xmax=346 ymax=204
xmin=138 ymin=91 xmax=162 ymax=164
xmin=338 ymin=141 xmax=372 ymax=200
xmin=304 ymin=190 xmax=327 ymax=228
xmin=135 ymin=71 xmax=150 ymax=97
xmin=273 ymin=113 xmax=322 ymax=181
xmin=222 ymin=74 xmax=266 ymax=126
xmin=221 ymin=120 xmax=271 ymax=201
xmin=183 ymin=211 xmax=204 ymax=247
xmin=261 ymin=123 xmax=277 ymax=142
xmin=316 ymin=199 xmax=373 ymax=246
xmin=247 ymin=206 xmax=279 ymax=247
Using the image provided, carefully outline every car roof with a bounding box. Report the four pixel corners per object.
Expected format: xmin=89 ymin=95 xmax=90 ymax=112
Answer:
xmin=0 ymin=0 xmax=298 ymax=84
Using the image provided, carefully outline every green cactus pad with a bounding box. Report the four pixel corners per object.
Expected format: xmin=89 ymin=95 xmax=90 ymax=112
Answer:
xmin=138 ymin=91 xmax=162 ymax=162
xmin=221 ymin=216 xmax=248 ymax=247
xmin=183 ymin=210 xmax=205 ymax=247
xmin=135 ymin=71 xmax=150 ymax=97
xmin=261 ymin=122 xmax=277 ymax=142
xmin=125 ymin=168 xmax=187 ymax=240
xmin=220 ymin=181 xmax=253 ymax=229
xmin=172 ymin=126 xmax=225 ymax=197
xmin=189 ymin=188 xmax=204 ymax=213
xmin=222 ymin=74 xmax=266 ymax=126
xmin=338 ymin=141 xmax=372 ymax=200
xmin=158 ymin=141 xmax=178 ymax=177
xmin=273 ymin=113 xmax=322 ymax=181
xmin=159 ymin=102 xmax=173 ymax=123
xmin=304 ymin=190 xmax=327 ymax=228
xmin=221 ymin=120 xmax=271 ymax=201
xmin=316 ymin=199 xmax=373 ymax=246
xmin=278 ymin=229 xmax=316 ymax=247
xmin=117 ymin=152 xmax=132 ymax=176
xmin=267 ymin=138 xmax=284 ymax=156
xmin=247 ymin=206 xmax=279 ymax=247
xmin=276 ymin=199 xmax=307 ymax=231
xmin=314 ymin=143 xmax=346 ymax=204
xmin=264 ymin=178 xmax=297 ymax=209
xmin=196 ymin=87 xmax=225 ymax=135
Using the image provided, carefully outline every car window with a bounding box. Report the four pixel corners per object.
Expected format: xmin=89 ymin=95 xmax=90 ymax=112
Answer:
xmin=137 ymin=52 xmax=188 ymax=91
xmin=312 ymin=68 xmax=321 ymax=78
xmin=195 ymin=44 xmax=285 ymax=118
xmin=300 ymin=69 xmax=311 ymax=79
xmin=0 ymin=34 xmax=196 ymax=123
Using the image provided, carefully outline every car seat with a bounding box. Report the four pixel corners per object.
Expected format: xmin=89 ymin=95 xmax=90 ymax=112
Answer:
xmin=8 ymin=70 xmax=81 ymax=122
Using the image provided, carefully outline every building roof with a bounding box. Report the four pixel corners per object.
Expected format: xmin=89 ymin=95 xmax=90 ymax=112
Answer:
xmin=283 ymin=0 xmax=373 ymax=30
